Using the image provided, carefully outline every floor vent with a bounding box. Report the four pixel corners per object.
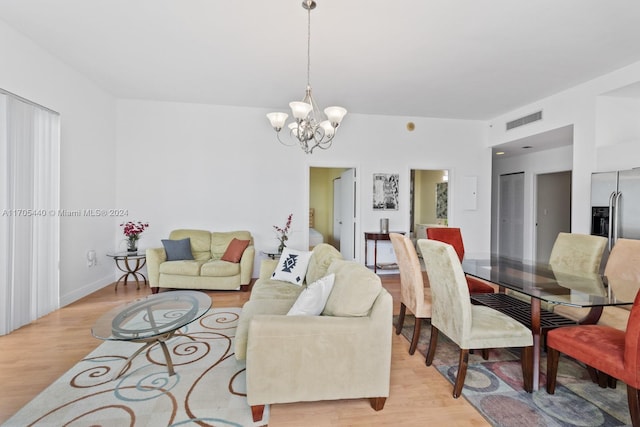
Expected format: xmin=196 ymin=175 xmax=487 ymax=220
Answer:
xmin=506 ymin=111 xmax=542 ymax=130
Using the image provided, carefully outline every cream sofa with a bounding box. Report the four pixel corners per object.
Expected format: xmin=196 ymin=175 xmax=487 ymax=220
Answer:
xmin=234 ymin=244 xmax=393 ymax=423
xmin=146 ymin=229 xmax=255 ymax=292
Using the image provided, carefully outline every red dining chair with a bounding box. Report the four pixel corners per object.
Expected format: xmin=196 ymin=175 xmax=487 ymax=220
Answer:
xmin=426 ymin=227 xmax=495 ymax=294
xmin=546 ymin=290 xmax=640 ymax=427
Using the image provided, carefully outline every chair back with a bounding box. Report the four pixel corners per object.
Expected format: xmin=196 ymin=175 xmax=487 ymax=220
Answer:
xmin=624 ymin=290 xmax=640 ymax=387
xmin=548 ymin=232 xmax=607 ymax=274
xmin=606 ymin=239 xmax=640 ymax=313
xmin=426 ymin=227 xmax=465 ymax=262
xmin=389 ymin=233 xmax=426 ymax=313
xmin=417 ymin=239 xmax=471 ymax=346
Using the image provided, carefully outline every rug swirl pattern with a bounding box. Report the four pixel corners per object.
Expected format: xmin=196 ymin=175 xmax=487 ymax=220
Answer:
xmin=3 ymin=308 xmax=268 ymax=427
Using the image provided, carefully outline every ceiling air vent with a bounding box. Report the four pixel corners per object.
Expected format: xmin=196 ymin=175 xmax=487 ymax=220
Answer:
xmin=506 ymin=111 xmax=542 ymax=130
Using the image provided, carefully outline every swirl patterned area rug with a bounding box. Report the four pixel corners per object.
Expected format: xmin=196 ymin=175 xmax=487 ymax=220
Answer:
xmin=398 ymin=315 xmax=631 ymax=427
xmin=3 ymin=307 xmax=268 ymax=427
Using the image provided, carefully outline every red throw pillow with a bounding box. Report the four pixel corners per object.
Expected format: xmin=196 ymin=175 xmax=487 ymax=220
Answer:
xmin=221 ymin=238 xmax=250 ymax=263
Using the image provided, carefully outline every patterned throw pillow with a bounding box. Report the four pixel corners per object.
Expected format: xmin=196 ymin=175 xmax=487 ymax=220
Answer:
xmin=272 ymin=247 xmax=313 ymax=286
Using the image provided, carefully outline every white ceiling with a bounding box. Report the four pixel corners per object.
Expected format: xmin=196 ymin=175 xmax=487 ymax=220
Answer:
xmin=2 ymin=0 xmax=640 ymax=120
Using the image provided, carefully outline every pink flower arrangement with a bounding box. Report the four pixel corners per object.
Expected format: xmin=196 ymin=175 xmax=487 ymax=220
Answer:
xmin=273 ymin=213 xmax=293 ymax=253
xmin=120 ymin=221 xmax=149 ymax=240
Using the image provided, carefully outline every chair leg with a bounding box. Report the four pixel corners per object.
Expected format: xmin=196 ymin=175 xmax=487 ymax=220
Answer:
xmin=627 ymin=385 xmax=640 ymax=427
xmin=425 ymin=325 xmax=439 ymax=366
xmin=481 ymin=349 xmax=489 ymax=360
xmin=521 ymin=346 xmax=533 ymax=393
xmin=453 ymin=349 xmax=470 ymax=398
xmin=546 ymin=347 xmax=560 ymax=394
xmin=587 ymin=366 xmax=599 ymax=384
xmin=396 ymin=303 xmax=407 ymax=335
xmin=409 ymin=317 xmax=422 ymax=355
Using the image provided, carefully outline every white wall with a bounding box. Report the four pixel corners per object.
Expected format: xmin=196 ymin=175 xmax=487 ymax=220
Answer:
xmin=488 ymin=60 xmax=640 ymax=238
xmin=0 ymin=20 xmax=117 ymax=305
xmin=491 ymin=145 xmax=573 ymax=261
xmin=116 ymin=100 xmax=493 ymax=270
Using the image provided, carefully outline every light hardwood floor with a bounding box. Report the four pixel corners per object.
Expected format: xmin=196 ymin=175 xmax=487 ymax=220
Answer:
xmin=0 ymin=275 xmax=489 ymax=426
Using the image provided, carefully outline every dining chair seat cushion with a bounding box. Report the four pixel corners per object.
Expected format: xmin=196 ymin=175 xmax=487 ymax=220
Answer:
xmin=414 ymin=287 xmax=433 ymax=319
xmin=547 ymin=325 xmax=629 ymax=385
xmin=464 ymin=305 xmax=533 ymax=349
xmin=466 ymin=276 xmax=496 ymax=294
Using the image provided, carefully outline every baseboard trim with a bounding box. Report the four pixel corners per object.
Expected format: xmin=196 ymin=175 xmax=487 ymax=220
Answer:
xmin=60 ymin=275 xmax=113 ymax=307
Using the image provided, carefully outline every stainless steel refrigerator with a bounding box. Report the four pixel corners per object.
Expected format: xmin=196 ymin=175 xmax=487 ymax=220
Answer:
xmin=591 ymin=168 xmax=640 ymax=252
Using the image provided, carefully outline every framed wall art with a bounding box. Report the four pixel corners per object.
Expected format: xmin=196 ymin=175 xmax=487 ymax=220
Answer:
xmin=373 ymin=173 xmax=399 ymax=210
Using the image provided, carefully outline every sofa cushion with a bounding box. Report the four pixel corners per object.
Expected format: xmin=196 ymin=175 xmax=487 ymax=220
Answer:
xmin=169 ymin=229 xmax=212 ymax=261
xmin=272 ymin=248 xmax=312 ymax=285
xmin=287 ymin=274 xmax=335 ymax=316
xmin=161 ymin=238 xmax=194 ymax=261
xmin=250 ymin=278 xmax=305 ymax=300
xmin=221 ymin=238 xmax=250 ymax=263
xmin=322 ymin=260 xmax=382 ymax=317
xmin=200 ymin=259 xmax=241 ymax=277
xmin=159 ymin=260 xmax=205 ymax=276
xmin=306 ymin=243 xmax=343 ymax=284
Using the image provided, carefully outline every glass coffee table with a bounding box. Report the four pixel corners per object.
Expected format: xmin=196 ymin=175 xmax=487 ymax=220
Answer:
xmin=91 ymin=290 xmax=212 ymax=379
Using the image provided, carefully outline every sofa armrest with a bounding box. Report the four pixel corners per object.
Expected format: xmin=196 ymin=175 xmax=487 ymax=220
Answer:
xmin=240 ymin=245 xmax=255 ymax=285
xmin=146 ymin=247 xmax=167 ymax=287
xmin=245 ymin=289 xmax=392 ymax=406
xmin=258 ymin=259 xmax=279 ymax=280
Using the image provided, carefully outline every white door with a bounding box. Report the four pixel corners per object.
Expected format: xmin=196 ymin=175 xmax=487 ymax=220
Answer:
xmin=333 ymin=177 xmax=342 ymax=247
xmin=499 ymin=172 xmax=524 ymax=260
xmin=340 ymin=169 xmax=356 ymax=260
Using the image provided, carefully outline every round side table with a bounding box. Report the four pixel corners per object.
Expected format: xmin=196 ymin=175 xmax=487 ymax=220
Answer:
xmin=106 ymin=251 xmax=148 ymax=291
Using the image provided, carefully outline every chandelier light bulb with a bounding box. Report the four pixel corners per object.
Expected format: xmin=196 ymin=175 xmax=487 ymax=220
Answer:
xmin=266 ymin=112 xmax=288 ymax=131
xmin=289 ymin=102 xmax=313 ymax=120
xmin=324 ymin=106 xmax=347 ymax=127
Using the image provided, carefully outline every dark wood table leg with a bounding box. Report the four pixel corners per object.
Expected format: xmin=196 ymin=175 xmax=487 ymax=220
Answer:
xmin=530 ymin=298 xmax=541 ymax=391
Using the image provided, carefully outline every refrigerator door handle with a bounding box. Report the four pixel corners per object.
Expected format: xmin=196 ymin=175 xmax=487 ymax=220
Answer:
xmin=608 ymin=191 xmax=616 ymax=251
xmin=613 ymin=191 xmax=622 ymax=246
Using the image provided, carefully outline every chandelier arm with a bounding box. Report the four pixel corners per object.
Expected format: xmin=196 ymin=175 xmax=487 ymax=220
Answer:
xmin=275 ymin=131 xmax=297 ymax=147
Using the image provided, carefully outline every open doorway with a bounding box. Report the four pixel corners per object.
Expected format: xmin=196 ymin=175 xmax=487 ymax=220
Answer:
xmin=309 ymin=167 xmax=356 ymax=260
xmin=410 ymin=169 xmax=449 ymax=241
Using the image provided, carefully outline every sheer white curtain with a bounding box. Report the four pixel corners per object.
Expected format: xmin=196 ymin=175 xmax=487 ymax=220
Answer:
xmin=0 ymin=91 xmax=60 ymax=336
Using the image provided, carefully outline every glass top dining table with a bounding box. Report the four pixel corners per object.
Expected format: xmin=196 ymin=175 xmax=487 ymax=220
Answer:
xmin=462 ymin=256 xmax=636 ymax=391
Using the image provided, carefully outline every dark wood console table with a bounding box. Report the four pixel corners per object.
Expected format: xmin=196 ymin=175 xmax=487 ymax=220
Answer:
xmin=364 ymin=231 xmax=405 ymax=273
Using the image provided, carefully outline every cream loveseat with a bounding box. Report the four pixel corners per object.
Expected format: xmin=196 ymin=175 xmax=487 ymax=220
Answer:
xmin=234 ymin=244 xmax=393 ymax=423
xmin=146 ymin=229 xmax=255 ymax=292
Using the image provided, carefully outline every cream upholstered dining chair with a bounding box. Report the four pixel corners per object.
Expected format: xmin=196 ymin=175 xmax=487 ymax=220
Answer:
xmin=509 ymin=232 xmax=607 ymax=305
xmin=554 ymin=238 xmax=640 ymax=329
xmin=548 ymin=232 xmax=607 ymax=273
xmin=426 ymin=227 xmax=496 ymax=294
xmin=389 ymin=233 xmax=432 ymax=355
xmin=417 ymin=238 xmax=534 ymax=398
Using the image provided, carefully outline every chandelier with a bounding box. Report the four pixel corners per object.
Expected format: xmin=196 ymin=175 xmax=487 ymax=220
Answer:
xmin=266 ymin=0 xmax=347 ymax=154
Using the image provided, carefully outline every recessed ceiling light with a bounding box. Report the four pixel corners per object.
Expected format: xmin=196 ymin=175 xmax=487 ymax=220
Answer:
xmin=496 ymin=151 xmax=505 ymax=155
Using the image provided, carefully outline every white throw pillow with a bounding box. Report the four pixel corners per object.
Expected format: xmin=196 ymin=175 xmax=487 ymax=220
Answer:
xmin=287 ymin=274 xmax=336 ymax=316
xmin=271 ymin=247 xmax=313 ymax=286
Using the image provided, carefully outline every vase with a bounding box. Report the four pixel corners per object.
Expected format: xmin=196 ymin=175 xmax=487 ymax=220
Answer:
xmin=278 ymin=242 xmax=286 ymax=254
xmin=127 ymin=238 xmax=138 ymax=253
